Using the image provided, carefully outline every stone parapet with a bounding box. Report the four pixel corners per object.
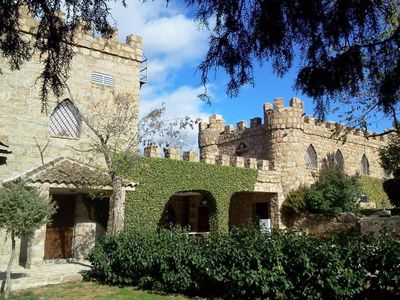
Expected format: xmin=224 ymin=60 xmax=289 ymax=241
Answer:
xmin=144 ymin=145 xmax=160 ymax=158
xmin=143 ymin=146 xmax=274 ymax=172
xmin=17 ymin=5 xmax=142 ymax=62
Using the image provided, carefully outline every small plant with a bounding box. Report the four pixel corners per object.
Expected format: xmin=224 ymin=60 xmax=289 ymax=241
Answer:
xmin=0 ymin=181 xmax=56 ymax=299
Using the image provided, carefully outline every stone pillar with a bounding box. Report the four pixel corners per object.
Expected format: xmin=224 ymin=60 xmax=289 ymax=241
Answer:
xmin=183 ymin=151 xmax=198 ymax=162
xmin=24 ymin=184 xmax=50 ymax=268
xmin=164 ymin=148 xmax=180 ymax=160
xmin=237 ymin=121 xmax=247 ymax=131
xmin=266 ymin=98 xmax=305 ymax=195
xmin=73 ymin=194 xmax=97 ymax=260
xmin=144 ymin=145 xmax=160 ymax=158
xmin=250 ymin=117 xmax=262 ymax=128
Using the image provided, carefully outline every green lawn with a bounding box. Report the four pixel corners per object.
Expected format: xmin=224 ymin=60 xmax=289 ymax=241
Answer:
xmin=2 ymin=281 xmax=190 ymax=300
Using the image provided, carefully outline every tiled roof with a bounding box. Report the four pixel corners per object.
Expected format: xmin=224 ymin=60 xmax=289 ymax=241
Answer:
xmin=21 ymin=157 xmax=136 ymax=188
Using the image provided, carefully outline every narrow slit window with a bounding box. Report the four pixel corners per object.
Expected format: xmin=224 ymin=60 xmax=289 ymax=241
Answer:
xmin=305 ymin=144 xmax=318 ymax=169
xmin=361 ymin=155 xmax=370 ymax=175
xmin=335 ymin=150 xmax=344 ymax=170
xmin=49 ymin=99 xmax=81 ymax=138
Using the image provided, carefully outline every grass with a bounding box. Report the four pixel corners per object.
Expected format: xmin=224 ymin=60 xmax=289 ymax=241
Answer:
xmin=2 ymin=281 xmax=190 ymax=300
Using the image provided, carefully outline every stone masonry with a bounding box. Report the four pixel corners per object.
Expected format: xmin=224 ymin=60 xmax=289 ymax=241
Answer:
xmin=0 ymin=6 xmax=143 ymax=184
xmin=199 ymin=97 xmax=388 ymax=197
xmin=0 ymin=8 xmax=141 ymax=267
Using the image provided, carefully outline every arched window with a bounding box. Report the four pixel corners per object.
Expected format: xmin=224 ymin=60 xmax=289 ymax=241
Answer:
xmin=361 ymin=155 xmax=370 ymax=175
xmin=49 ymin=99 xmax=81 ymax=138
xmin=334 ymin=150 xmax=344 ymax=170
xmin=305 ymin=144 xmax=318 ymax=169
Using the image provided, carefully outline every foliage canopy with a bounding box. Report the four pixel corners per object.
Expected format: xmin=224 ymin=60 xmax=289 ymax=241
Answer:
xmin=191 ymin=0 xmax=400 ymax=128
xmin=1 ymin=0 xmax=398 ymax=127
xmin=0 ymin=181 xmax=56 ymax=237
xmin=379 ymin=132 xmax=400 ymax=177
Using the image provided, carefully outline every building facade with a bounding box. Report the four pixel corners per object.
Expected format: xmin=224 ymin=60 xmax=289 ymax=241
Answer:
xmin=0 ymin=8 xmax=142 ymax=267
xmin=199 ymin=97 xmax=388 ymax=196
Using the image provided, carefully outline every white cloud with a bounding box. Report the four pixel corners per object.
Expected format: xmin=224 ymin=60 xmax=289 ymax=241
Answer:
xmin=141 ymin=85 xmax=211 ymax=150
xmin=109 ymin=0 xmax=212 ymax=152
xmin=110 ymin=0 xmax=208 ymax=84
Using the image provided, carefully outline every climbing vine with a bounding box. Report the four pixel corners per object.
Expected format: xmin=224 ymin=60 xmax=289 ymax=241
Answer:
xmin=119 ymin=157 xmax=258 ymax=233
xmin=358 ymin=176 xmax=391 ymax=208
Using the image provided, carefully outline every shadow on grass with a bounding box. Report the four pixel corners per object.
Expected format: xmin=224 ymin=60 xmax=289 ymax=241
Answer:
xmin=0 ymin=290 xmax=38 ymax=300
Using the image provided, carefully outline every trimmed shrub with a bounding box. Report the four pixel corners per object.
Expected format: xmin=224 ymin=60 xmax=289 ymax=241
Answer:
xmin=86 ymin=228 xmax=400 ymax=299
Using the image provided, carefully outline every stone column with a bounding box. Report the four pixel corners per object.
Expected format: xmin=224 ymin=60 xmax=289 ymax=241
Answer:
xmin=23 ymin=184 xmax=50 ymax=268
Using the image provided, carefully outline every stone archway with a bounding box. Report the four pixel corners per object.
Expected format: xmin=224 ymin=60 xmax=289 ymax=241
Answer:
xmin=160 ymin=191 xmax=216 ymax=234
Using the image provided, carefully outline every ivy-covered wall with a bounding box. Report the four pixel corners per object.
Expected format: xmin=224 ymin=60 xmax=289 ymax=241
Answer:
xmin=121 ymin=157 xmax=258 ymax=232
xmin=359 ymin=176 xmax=391 ymax=208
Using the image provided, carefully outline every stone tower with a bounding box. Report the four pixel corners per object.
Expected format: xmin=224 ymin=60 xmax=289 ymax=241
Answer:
xmin=264 ymin=97 xmax=306 ymax=194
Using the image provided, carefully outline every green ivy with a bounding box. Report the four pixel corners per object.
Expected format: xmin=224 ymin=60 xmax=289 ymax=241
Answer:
xmin=119 ymin=157 xmax=258 ymax=233
xmin=358 ymin=176 xmax=391 ymax=208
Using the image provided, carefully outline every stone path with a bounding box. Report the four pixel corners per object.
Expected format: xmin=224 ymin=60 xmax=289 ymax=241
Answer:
xmin=0 ymin=262 xmax=91 ymax=291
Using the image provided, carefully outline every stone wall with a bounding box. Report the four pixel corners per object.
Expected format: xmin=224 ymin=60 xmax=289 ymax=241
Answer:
xmin=0 ymin=9 xmax=142 ymax=184
xmin=290 ymin=213 xmax=359 ymax=237
xmin=73 ymin=195 xmax=106 ymax=260
xmin=360 ymin=216 xmax=400 ymax=236
xmin=144 ymin=146 xmax=285 ymax=228
xmin=199 ymin=97 xmax=388 ymax=196
xmin=229 ymin=192 xmax=276 ymax=228
xmin=0 ymin=230 xmax=21 ymax=267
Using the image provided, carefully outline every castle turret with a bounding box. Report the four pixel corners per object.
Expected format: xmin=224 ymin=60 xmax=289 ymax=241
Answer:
xmin=198 ymin=114 xmax=225 ymax=159
xmin=265 ymin=97 xmax=305 ymax=194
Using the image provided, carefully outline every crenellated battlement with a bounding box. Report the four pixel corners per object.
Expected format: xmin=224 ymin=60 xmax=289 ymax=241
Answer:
xmin=199 ymin=97 xmax=389 ymax=150
xmin=143 ymin=146 xmax=275 ymax=171
xmin=17 ymin=5 xmax=142 ymax=62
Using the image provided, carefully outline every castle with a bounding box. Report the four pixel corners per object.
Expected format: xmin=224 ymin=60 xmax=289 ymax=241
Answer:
xmin=0 ymin=7 xmax=390 ymax=270
xmin=199 ymin=97 xmax=388 ymax=196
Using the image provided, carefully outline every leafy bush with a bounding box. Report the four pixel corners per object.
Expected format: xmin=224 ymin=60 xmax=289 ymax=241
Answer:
xmin=383 ymin=177 xmax=400 ymax=208
xmin=283 ymin=168 xmax=361 ymax=216
xmin=379 ymin=133 xmax=400 ymax=177
xmin=306 ymin=168 xmax=361 ymax=214
xmin=358 ymin=176 xmax=391 ymax=208
xmin=86 ymin=228 xmax=400 ymax=299
xmin=282 ymin=186 xmax=307 ymax=215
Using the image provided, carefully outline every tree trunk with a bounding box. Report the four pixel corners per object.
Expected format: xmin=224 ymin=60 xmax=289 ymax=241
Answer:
xmin=107 ymin=175 xmax=125 ymax=234
xmin=4 ymin=231 xmax=16 ymax=299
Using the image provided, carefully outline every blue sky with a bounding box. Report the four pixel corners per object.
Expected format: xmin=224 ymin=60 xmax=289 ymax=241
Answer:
xmin=110 ymin=0 xmax=393 ymax=149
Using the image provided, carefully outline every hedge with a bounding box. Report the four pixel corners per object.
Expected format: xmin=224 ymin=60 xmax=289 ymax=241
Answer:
xmin=87 ymin=228 xmax=400 ymax=299
xmin=118 ymin=157 xmax=258 ymax=232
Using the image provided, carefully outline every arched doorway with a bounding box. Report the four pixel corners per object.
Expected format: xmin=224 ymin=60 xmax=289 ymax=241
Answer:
xmin=160 ymin=191 xmax=213 ymax=234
